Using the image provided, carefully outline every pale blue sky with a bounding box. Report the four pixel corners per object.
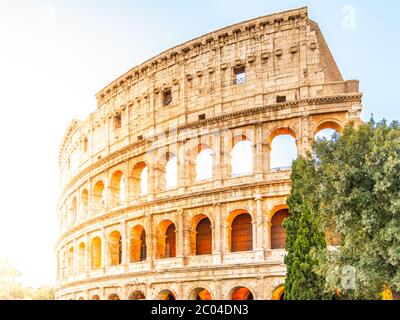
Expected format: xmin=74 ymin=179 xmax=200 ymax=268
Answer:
xmin=0 ymin=1 xmax=398 ymax=286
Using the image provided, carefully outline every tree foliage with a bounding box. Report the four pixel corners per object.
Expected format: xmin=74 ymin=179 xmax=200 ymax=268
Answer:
xmin=315 ymin=119 xmax=400 ymax=299
xmin=283 ymin=157 xmax=329 ymax=300
xmin=285 ymin=119 xmax=400 ymax=299
xmin=0 ymin=259 xmax=55 ymax=300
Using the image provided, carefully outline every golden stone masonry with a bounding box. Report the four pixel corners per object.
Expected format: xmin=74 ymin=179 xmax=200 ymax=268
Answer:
xmin=56 ymin=7 xmax=362 ymax=300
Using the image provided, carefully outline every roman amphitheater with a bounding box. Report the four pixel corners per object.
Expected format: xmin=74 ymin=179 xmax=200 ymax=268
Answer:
xmin=56 ymin=7 xmax=362 ymax=300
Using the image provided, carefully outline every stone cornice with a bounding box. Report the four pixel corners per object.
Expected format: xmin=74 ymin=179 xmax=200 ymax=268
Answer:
xmin=58 ymin=259 xmax=284 ymax=291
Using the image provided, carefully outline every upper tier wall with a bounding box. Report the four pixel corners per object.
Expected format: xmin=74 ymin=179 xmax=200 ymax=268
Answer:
xmin=58 ymin=7 xmax=359 ymax=188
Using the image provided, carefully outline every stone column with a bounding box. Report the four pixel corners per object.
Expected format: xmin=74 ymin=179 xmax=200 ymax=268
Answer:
xmin=265 ymin=216 xmax=272 ymax=251
xmin=214 ymin=281 xmax=223 ymax=300
xmin=103 ymin=176 xmax=109 ymax=212
xmin=213 ymin=129 xmax=223 ymax=188
xmin=254 ymin=123 xmax=265 ymax=181
xmin=147 ymin=164 xmax=157 ymax=201
xmin=87 ymin=178 xmax=93 ymax=218
xmin=213 ymin=202 xmax=222 ymax=264
xmin=101 ymin=228 xmax=107 ymax=272
xmin=255 ymin=194 xmax=265 ymax=261
xmin=120 ymin=220 xmax=128 ymax=268
xmin=152 ymin=163 xmax=164 ymax=194
xmin=265 ymin=143 xmax=271 ymax=174
xmin=145 ymin=215 xmax=154 ymax=268
xmin=73 ymin=239 xmax=78 ymax=277
xmin=76 ymin=194 xmax=81 ymax=223
xmin=299 ymin=115 xmax=311 ymax=156
xmin=85 ymin=233 xmax=90 ymax=275
xmin=183 ymin=225 xmax=191 ymax=258
xmin=124 ymin=161 xmax=131 ymax=204
xmin=177 ymin=141 xmax=187 ymax=194
xmin=177 ymin=209 xmax=185 ymax=265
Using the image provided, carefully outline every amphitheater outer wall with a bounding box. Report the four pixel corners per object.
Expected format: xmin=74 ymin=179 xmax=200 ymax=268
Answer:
xmin=56 ymin=7 xmax=362 ymax=300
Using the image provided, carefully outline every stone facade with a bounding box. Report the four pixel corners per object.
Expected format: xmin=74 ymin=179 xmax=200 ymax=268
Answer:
xmin=56 ymin=7 xmax=362 ymax=300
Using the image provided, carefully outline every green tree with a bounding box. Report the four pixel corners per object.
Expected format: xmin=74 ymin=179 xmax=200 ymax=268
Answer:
xmin=314 ymin=119 xmax=400 ymax=299
xmin=283 ymin=157 xmax=330 ymax=300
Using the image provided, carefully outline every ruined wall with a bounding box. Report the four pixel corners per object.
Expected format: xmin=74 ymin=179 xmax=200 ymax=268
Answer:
xmin=56 ymin=7 xmax=362 ymax=300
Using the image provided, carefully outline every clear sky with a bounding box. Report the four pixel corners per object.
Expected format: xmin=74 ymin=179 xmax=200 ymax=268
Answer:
xmin=0 ymin=0 xmax=398 ymax=287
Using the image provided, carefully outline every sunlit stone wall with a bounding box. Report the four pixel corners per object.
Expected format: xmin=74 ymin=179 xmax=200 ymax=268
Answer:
xmin=56 ymin=7 xmax=362 ymax=300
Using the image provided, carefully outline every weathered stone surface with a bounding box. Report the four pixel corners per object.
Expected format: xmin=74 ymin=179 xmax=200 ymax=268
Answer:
xmin=56 ymin=7 xmax=362 ymax=300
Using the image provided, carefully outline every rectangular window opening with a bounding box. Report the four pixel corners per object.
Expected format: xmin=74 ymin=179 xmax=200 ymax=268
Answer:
xmin=276 ymin=95 xmax=287 ymax=103
xmin=163 ymin=89 xmax=172 ymax=106
xmin=114 ymin=114 xmax=122 ymax=129
xmin=198 ymin=114 xmax=206 ymax=121
xmin=233 ymin=66 xmax=246 ymax=85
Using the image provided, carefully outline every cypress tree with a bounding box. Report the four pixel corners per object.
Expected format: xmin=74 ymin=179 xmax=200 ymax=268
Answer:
xmin=283 ymin=157 xmax=329 ymax=300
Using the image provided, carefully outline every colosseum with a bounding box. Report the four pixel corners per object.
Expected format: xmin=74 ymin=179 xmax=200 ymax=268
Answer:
xmin=56 ymin=7 xmax=362 ymax=300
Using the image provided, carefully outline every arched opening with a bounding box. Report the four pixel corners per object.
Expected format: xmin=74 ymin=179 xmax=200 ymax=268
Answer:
xmin=269 ymin=131 xmax=297 ymax=170
xmin=315 ymin=128 xmax=338 ymax=141
xmin=70 ymin=197 xmax=77 ymax=225
xmin=78 ymin=297 xmax=84 ymax=300
xmin=108 ymin=294 xmax=120 ymax=300
xmin=189 ymin=288 xmax=212 ymax=300
xmin=230 ymin=212 xmax=253 ymax=252
xmin=109 ymin=231 xmax=122 ymax=266
xmin=90 ymin=237 xmax=102 ymax=270
xmin=68 ymin=247 xmax=74 ymax=276
xmin=314 ymin=121 xmax=342 ymax=140
xmin=93 ymin=181 xmax=105 ymax=213
xmin=195 ymin=148 xmax=213 ymax=181
xmin=129 ymin=291 xmax=146 ymax=300
xmin=272 ymin=286 xmax=285 ymax=300
xmin=194 ymin=218 xmax=212 ymax=256
xmin=110 ymin=171 xmax=125 ymax=207
xmin=231 ymin=137 xmax=253 ymax=176
xmin=132 ymin=162 xmax=149 ymax=196
xmin=165 ymin=224 xmax=176 ymax=258
xmin=165 ymin=155 xmax=178 ymax=189
xmin=130 ymin=225 xmax=146 ymax=263
xmin=231 ymin=287 xmax=254 ymax=300
xmin=158 ymin=290 xmax=176 ymax=301
xmin=271 ymin=209 xmax=289 ymax=249
xmin=140 ymin=167 xmax=149 ymax=195
xmin=91 ymin=295 xmax=100 ymax=300
xmin=77 ymin=242 xmax=85 ymax=274
xmin=81 ymin=189 xmax=89 ymax=219
xmin=156 ymin=220 xmax=176 ymax=259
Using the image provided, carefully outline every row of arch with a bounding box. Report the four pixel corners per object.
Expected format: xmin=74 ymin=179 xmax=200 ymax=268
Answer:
xmin=74 ymin=285 xmax=285 ymax=301
xmin=63 ymin=125 xmax=339 ymax=228
xmin=62 ymin=209 xmax=289 ymax=276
